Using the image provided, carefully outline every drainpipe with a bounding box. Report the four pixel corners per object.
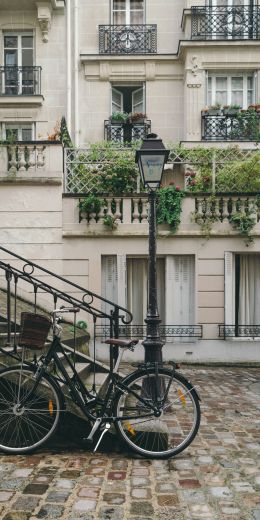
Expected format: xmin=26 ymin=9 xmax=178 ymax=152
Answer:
xmin=66 ymin=0 xmax=71 ymax=133
xmin=74 ymin=0 xmax=79 ymax=146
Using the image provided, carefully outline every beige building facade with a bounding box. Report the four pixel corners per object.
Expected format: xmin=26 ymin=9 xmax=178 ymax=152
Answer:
xmin=0 ymin=1 xmax=260 ymax=363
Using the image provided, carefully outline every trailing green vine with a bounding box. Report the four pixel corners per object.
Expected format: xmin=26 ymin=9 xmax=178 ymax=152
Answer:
xmin=156 ymin=185 xmax=185 ymax=233
xmin=230 ymin=210 xmax=256 ymax=246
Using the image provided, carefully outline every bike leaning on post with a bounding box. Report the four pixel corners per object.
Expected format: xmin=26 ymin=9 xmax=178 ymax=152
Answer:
xmin=0 ymin=308 xmax=201 ymax=459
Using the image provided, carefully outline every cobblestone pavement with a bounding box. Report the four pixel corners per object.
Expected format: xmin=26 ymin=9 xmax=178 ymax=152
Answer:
xmin=0 ymin=366 xmax=259 ymax=520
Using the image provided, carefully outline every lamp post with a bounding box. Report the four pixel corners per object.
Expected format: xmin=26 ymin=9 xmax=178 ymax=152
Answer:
xmin=135 ymin=134 xmax=169 ymax=363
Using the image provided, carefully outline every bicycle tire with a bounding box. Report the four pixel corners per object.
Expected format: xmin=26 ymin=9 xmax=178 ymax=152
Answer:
xmin=113 ymin=367 xmax=200 ymax=459
xmin=0 ymin=365 xmax=63 ymax=454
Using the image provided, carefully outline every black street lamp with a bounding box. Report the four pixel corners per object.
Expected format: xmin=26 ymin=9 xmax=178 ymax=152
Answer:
xmin=135 ymin=134 xmax=169 ymax=363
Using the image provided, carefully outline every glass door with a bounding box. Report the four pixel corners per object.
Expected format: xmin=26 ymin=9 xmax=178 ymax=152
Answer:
xmin=112 ymin=0 xmax=144 ymax=25
xmin=3 ymin=33 xmax=33 ymax=95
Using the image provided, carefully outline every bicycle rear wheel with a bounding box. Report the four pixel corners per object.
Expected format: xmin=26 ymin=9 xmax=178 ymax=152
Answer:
xmin=114 ymin=367 xmax=200 ymax=459
xmin=0 ymin=366 xmax=63 ymax=453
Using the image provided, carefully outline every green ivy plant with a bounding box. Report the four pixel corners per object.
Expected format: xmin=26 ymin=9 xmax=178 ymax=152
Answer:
xmin=156 ymin=185 xmax=185 ymax=233
xmin=78 ymin=194 xmax=105 ymax=214
xmin=103 ymin=214 xmax=118 ymax=230
xmin=230 ymin=210 xmax=256 ymax=246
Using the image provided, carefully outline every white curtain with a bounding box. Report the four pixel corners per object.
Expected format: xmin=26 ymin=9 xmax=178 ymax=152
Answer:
xmin=127 ymin=258 xmax=165 ymax=326
xmin=238 ymin=255 xmax=260 ymax=325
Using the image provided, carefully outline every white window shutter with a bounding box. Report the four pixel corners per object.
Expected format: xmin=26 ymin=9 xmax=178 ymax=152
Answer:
xmin=224 ymin=251 xmax=234 ymax=324
xmin=112 ymin=87 xmax=123 ymax=114
xmin=101 ymin=256 xmax=118 ymax=318
xmin=117 ymin=254 xmax=127 ymax=309
xmin=132 ymin=87 xmax=144 ymax=113
xmin=166 ymin=256 xmax=195 ymax=324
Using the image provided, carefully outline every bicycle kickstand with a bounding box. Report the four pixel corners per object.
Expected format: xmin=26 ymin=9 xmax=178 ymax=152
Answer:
xmin=93 ymin=423 xmax=111 ymax=452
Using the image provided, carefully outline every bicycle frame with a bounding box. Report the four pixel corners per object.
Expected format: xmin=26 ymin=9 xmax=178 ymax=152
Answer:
xmin=23 ymin=335 xmax=162 ymax=426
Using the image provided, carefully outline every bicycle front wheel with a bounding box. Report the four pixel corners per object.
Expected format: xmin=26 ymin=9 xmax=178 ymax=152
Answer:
xmin=114 ymin=367 xmax=200 ymax=459
xmin=0 ymin=366 xmax=63 ymax=454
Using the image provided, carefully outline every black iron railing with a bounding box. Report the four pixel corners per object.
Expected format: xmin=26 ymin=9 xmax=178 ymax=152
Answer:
xmin=104 ymin=120 xmax=151 ymax=143
xmin=0 ymin=66 xmax=42 ymax=96
xmin=95 ymin=324 xmax=203 ymax=340
xmin=202 ymin=112 xmax=260 ymax=141
xmin=0 ymin=245 xmax=132 ymax=353
xmin=99 ymin=24 xmax=157 ymax=54
xmin=219 ymin=325 xmax=260 ymax=339
xmin=191 ymin=6 xmax=260 ymax=40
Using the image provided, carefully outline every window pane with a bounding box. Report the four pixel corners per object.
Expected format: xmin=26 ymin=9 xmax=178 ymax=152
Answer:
xmin=6 ymin=128 xmax=18 ymax=140
xmin=231 ymin=77 xmax=243 ymax=90
xmin=113 ymin=0 xmax=125 ymax=9
xmin=113 ymin=11 xmax=125 ymax=23
xmin=22 ymin=49 xmax=33 ymax=66
xmin=247 ymin=77 xmax=253 ymax=90
xmin=216 ymin=77 xmax=227 ymax=90
xmin=4 ymin=36 xmax=17 ymax=48
xmin=130 ymin=0 xmax=143 ymax=8
xmin=22 ymin=128 xmax=32 ymax=140
xmin=130 ymin=11 xmax=143 ymax=23
xmin=5 ymin=51 xmax=17 ymax=66
xmin=231 ymin=91 xmax=243 ymax=106
xmin=247 ymin=91 xmax=253 ymax=106
xmin=22 ymin=36 xmax=33 ymax=48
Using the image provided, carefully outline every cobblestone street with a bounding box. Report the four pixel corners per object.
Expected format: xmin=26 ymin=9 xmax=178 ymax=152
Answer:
xmin=0 ymin=366 xmax=259 ymax=520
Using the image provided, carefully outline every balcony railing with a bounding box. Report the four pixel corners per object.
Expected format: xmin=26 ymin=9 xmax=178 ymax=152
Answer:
xmin=104 ymin=120 xmax=151 ymax=143
xmin=99 ymin=24 xmax=157 ymax=54
xmin=191 ymin=6 xmax=260 ymax=40
xmin=202 ymin=112 xmax=260 ymax=141
xmin=95 ymin=324 xmax=203 ymax=340
xmin=0 ymin=66 xmax=41 ymax=96
xmin=219 ymin=325 xmax=260 ymax=339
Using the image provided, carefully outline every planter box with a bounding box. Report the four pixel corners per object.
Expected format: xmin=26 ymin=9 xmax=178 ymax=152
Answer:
xmin=223 ymin=109 xmax=240 ymax=116
xmin=208 ymin=109 xmax=222 ymax=116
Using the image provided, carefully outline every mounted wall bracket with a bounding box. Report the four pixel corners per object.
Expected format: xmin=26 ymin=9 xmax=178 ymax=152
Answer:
xmin=36 ymin=2 xmax=53 ymax=42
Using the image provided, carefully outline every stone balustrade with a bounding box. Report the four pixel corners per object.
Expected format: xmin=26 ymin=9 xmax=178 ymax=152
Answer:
xmin=64 ymin=194 xmax=260 ymax=236
xmin=0 ymin=142 xmax=63 ymax=180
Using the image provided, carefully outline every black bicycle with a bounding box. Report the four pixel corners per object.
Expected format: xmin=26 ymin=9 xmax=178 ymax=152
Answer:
xmin=0 ymin=307 xmax=201 ymax=459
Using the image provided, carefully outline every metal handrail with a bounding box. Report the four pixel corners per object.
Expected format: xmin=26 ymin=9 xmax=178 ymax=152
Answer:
xmin=0 ymin=245 xmax=132 ymax=350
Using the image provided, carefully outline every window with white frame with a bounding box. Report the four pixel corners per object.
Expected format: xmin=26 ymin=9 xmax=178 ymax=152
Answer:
xmin=101 ymin=255 xmax=195 ymax=338
xmin=112 ymin=0 xmax=144 ymax=25
xmin=225 ymin=252 xmax=260 ymax=332
xmin=1 ymin=122 xmax=34 ymax=141
xmin=207 ymin=73 xmax=255 ymax=108
xmin=3 ymin=32 xmax=34 ymax=95
xmin=111 ymin=84 xmax=145 ymax=114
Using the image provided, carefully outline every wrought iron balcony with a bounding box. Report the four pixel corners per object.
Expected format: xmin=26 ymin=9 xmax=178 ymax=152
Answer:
xmin=219 ymin=325 xmax=260 ymax=339
xmin=202 ymin=112 xmax=260 ymax=141
xmin=0 ymin=66 xmax=41 ymax=96
xmin=95 ymin=324 xmax=203 ymax=340
xmin=191 ymin=6 xmax=260 ymax=40
xmin=99 ymin=24 xmax=157 ymax=54
xmin=104 ymin=120 xmax=151 ymax=143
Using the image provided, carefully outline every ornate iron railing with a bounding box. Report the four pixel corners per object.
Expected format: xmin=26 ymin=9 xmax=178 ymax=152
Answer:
xmin=0 ymin=66 xmax=42 ymax=96
xmin=219 ymin=325 xmax=260 ymax=339
xmin=104 ymin=120 xmax=151 ymax=143
xmin=191 ymin=6 xmax=260 ymax=40
xmin=99 ymin=24 xmax=157 ymax=54
xmin=202 ymin=113 xmax=260 ymax=141
xmin=0 ymin=245 xmax=132 ymax=353
xmin=95 ymin=324 xmax=203 ymax=340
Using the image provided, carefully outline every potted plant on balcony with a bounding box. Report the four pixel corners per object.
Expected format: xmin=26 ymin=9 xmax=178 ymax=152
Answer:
xmin=128 ymin=112 xmax=147 ymax=123
xmin=208 ymin=103 xmax=222 ymax=116
xmin=223 ymin=104 xmax=241 ymax=116
xmin=201 ymin=107 xmax=209 ymax=116
xmin=110 ymin=111 xmax=129 ymax=123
